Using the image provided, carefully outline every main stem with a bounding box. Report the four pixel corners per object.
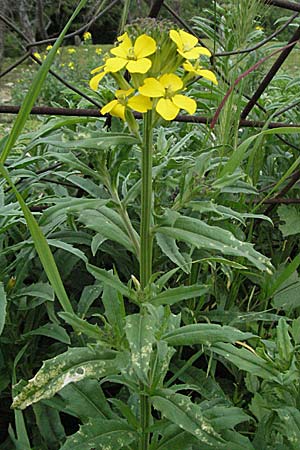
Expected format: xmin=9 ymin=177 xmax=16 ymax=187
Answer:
xmin=139 ymin=110 xmax=153 ymax=450
xmin=140 ymin=110 xmax=153 ymax=290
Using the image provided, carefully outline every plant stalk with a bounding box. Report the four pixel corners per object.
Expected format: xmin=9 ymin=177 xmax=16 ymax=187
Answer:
xmin=139 ymin=110 xmax=153 ymax=450
xmin=140 ymin=110 xmax=153 ymax=290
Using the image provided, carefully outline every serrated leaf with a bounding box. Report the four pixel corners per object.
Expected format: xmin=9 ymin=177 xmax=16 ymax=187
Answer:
xmin=152 ymin=284 xmax=209 ymax=306
xmin=125 ymin=313 xmax=156 ymax=384
xmin=12 ymin=346 xmax=123 ymax=410
xmin=60 ymin=418 xmax=136 ymax=450
xmin=163 ymin=324 xmax=255 ymax=346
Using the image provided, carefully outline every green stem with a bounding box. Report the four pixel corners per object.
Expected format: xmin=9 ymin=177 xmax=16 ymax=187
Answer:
xmin=140 ymin=111 xmax=153 ymax=290
xmin=139 ymin=111 xmax=153 ymax=450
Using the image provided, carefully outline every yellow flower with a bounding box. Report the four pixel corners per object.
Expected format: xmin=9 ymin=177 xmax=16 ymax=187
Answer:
xmin=105 ymin=32 xmax=156 ymax=74
xmin=89 ymin=64 xmax=108 ymax=90
xmin=68 ymin=48 xmax=76 ymax=54
xmin=46 ymin=45 xmax=53 ymax=51
xmin=183 ymin=61 xmax=218 ymax=84
xmin=169 ymin=29 xmax=211 ymax=60
xmin=139 ymin=73 xmax=196 ymax=120
xmin=95 ymin=47 xmax=102 ymax=55
xmin=68 ymin=62 xmax=74 ymax=70
xmin=83 ymin=31 xmax=92 ymax=41
xmin=255 ymin=25 xmax=264 ymax=31
xmin=101 ymin=88 xmax=152 ymax=120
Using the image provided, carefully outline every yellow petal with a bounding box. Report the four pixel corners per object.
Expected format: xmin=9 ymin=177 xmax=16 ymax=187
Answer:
xmin=105 ymin=57 xmax=127 ymax=72
xmin=197 ymin=47 xmax=212 ymax=57
xmin=117 ymin=32 xmax=128 ymax=42
xmin=178 ymin=47 xmax=208 ymax=59
xmin=159 ymin=73 xmax=183 ymax=92
xmin=101 ymin=99 xmax=118 ymax=115
xmin=126 ymin=58 xmax=152 ymax=74
xmin=110 ymin=37 xmax=132 ymax=57
xmin=134 ymin=34 xmax=157 ymax=58
xmin=156 ymin=98 xmax=179 ymax=120
xmin=197 ymin=69 xmax=218 ymax=84
xmin=116 ymin=88 xmax=134 ymax=98
xmin=110 ymin=103 xmax=126 ymax=120
xmin=183 ymin=61 xmax=194 ymax=72
xmin=172 ymin=94 xmax=196 ymax=115
xmin=179 ymin=30 xmax=198 ymax=49
xmin=90 ymin=64 xmax=104 ymax=75
xmin=128 ymin=94 xmax=152 ymax=113
xmin=169 ymin=30 xmax=183 ymax=50
xmin=139 ymin=78 xmax=165 ymax=97
xmin=89 ymin=71 xmax=106 ymax=90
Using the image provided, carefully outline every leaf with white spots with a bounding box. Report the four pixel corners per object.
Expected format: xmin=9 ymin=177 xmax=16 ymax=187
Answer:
xmin=156 ymin=215 xmax=273 ymax=273
xmin=60 ymin=418 xmax=137 ymax=450
xmin=152 ymin=389 xmax=225 ymax=447
xmin=125 ymin=313 xmax=156 ymax=384
xmin=12 ymin=347 xmax=125 ymax=410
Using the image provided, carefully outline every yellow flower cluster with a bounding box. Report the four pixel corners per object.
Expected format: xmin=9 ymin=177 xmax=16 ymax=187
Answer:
xmin=83 ymin=31 xmax=92 ymax=41
xmin=90 ymin=27 xmax=217 ymax=121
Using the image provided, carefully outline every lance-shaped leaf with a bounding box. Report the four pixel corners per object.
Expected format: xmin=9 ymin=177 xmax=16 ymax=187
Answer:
xmin=87 ymin=264 xmax=135 ymax=300
xmin=152 ymin=284 xmax=209 ymax=306
xmin=152 ymin=389 xmax=225 ymax=447
xmin=156 ymin=233 xmax=191 ymax=273
xmin=125 ymin=313 xmax=156 ymax=384
xmin=211 ymin=342 xmax=280 ymax=380
xmin=12 ymin=347 xmax=125 ymax=410
xmin=59 ymin=312 xmax=105 ymax=342
xmin=156 ymin=215 xmax=273 ymax=273
xmin=163 ymin=323 xmax=255 ymax=346
xmin=60 ymin=418 xmax=137 ymax=450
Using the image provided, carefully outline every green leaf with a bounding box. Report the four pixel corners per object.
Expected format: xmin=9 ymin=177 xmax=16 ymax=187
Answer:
xmin=79 ymin=207 xmax=138 ymax=255
xmin=12 ymin=346 xmax=124 ymax=410
xmin=272 ymin=271 xmax=300 ymax=310
xmin=59 ymin=312 xmax=105 ymax=342
xmin=220 ymin=127 xmax=300 ymax=177
xmin=33 ymin=403 xmax=65 ymax=449
xmin=276 ymin=406 xmax=300 ymax=446
xmin=58 ymin=379 xmax=115 ymax=422
xmin=102 ymin=284 xmax=125 ymax=341
xmin=87 ymin=264 xmax=135 ymax=300
xmin=156 ymin=233 xmax=191 ymax=273
xmin=14 ymin=282 xmax=54 ymax=302
xmin=163 ymin=324 xmax=255 ymax=346
xmin=211 ymin=342 xmax=279 ymax=380
xmin=21 ymin=323 xmax=70 ymax=345
xmin=0 ymin=282 xmax=7 ymax=336
xmin=152 ymin=389 xmax=224 ymax=447
xmin=151 ymin=424 xmax=198 ymax=450
xmin=125 ymin=313 xmax=156 ymax=384
xmin=152 ymin=284 xmax=209 ymax=306
xmin=278 ymin=205 xmax=300 ymax=237
xmin=0 ymin=166 xmax=73 ymax=313
xmin=156 ymin=215 xmax=273 ymax=273
xmin=60 ymin=418 xmax=137 ymax=450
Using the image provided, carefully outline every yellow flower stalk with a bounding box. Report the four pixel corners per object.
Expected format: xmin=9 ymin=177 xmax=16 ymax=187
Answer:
xmin=95 ymin=48 xmax=102 ymax=55
xmin=169 ymin=29 xmax=211 ymax=60
xmin=139 ymin=73 xmax=196 ymax=120
xmin=100 ymin=88 xmax=152 ymax=120
xmin=46 ymin=45 xmax=53 ymax=51
xmin=68 ymin=48 xmax=76 ymax=54
xmin=105 ymin=32 xmax=157 ymax=74
xmin=183 ymin=60 xmax=218 ymax=84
